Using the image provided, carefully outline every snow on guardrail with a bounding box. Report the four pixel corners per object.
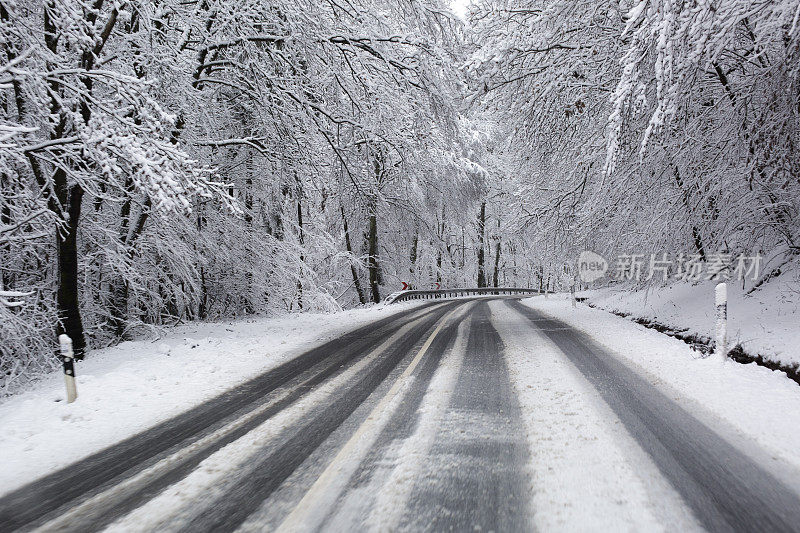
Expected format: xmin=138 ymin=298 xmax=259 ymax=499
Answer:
xmin=385 ymin=287 xmax=543 ymax=304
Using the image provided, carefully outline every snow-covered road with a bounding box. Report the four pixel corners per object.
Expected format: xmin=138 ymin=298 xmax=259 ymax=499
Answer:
xmin=2 ymin=298 xmax=800 ymax=532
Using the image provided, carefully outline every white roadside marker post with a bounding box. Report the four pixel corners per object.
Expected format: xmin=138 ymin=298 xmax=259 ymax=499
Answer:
xmin=59 ymin=334 xmax=78 ymax=403
xmin=715 ymin=282 xmax=727 ymax=363
xmin=570 ymin=284 xmax=577 ymax=308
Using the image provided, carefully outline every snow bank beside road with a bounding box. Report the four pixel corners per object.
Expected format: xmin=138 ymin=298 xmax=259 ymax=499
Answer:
xmin=578 ymin=278 xmax=800 ymax=368
xmin=0 ymin=302 xmax=423 ymax=496
xmin=524 ymin=296 xmax=800 ymax=479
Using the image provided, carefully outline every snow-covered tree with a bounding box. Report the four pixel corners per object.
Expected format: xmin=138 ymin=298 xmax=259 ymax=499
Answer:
xmin=1 ymin=0 xmax=482 ymax=389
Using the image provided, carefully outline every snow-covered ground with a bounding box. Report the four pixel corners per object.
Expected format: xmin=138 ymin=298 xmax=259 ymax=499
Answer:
xmin=0 ymin=302 xmax=424 ymax=496
xmin=521 ymin=296 xmax=800 ymax=482
xmin=577 ymin=276 xmax=800 ymax=368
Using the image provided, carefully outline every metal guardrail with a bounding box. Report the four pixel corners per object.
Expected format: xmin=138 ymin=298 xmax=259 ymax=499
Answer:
xmin=384 ymin=287 xmax=544 ymax=304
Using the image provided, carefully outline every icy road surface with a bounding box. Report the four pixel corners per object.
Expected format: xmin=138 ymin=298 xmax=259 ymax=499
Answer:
xmin=2 ymin=298 xmax=800 ymax=532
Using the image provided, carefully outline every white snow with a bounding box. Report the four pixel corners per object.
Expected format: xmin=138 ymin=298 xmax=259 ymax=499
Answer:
xmin=0 ymin=301 xmax=427 ymax=497
xmin=520 ymin=295 xmax=800 ymax=480
xmin=489 ymin=301 xmax=701 ymax=532
xmin=715 ymin=282 xmax=727 ymax=306
xmin=578 ymin=276 xmax=800 ymax=367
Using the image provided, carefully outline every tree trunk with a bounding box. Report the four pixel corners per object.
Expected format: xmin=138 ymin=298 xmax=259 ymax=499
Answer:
xmin=47 ymin=1 xmax=117 ymax=356
xmin=368 ymin=212 xmax=380 ymax=303
xmin=113 ymin=195 xmax=151 ymax=328
xmin=198 ymin=265 xmax=207 ymax=320
xmin=109 ymin=176 xmax=134 ymax=338
xmin=243 ymin=153 xmax=254 ymax=314
xmin=492 ymin=240 xmax=501 ymax=287
xmin=56 ymin=184 xmax=86 ymax=358
xmin=109 ymin=278 xmax=129 ymax=338
xmin=461 ymin=227 xmax=465 ymax=268
xmin=409 ymin=232 xmax=418 ymax=284
xmin=341 ymin=205 xmax=366 ymax=304
xmin=0 ymin=173 xmax=11 ymax=292
xmin=296 ymin=192 xmax=304 ymax=310
xmin=673 ymin=166 xmax=707 ymax=261
xmin=476 ymin=201 xmax=486 ymax=288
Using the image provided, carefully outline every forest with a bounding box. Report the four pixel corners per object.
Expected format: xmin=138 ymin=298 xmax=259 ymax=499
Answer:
xmin=1 ymin=0 xmax=799 ymax=390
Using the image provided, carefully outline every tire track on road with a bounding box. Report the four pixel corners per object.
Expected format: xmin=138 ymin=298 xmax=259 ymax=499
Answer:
xmin=169 ymin=303 xmax=461 ymax=532
xmin=0 ymin=302 xmax=446 ymax=532
xmin=397 ymin=301 xmax=531 ymax=532
xmin=510 ymin=299 xmax=800 ymax=533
